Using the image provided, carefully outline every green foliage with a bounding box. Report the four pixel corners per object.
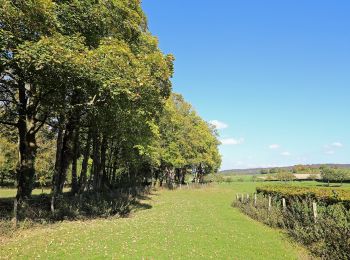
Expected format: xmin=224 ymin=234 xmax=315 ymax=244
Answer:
xmin=0 ymin=0 xmax=220 ymax=208
xmin=293 ymin=165 xmax=320 ymax=174
xmin=235 ymin=192 xmax=350 ymax=259
xmin=269 ymin=168 xmax=279 ymax=174
xmin=156 ymin=94 xmax=221 ymax=183
xmin=257 ymin=185 xmax=350 ymax=204
xmin=320 ymin=167 xmax=350 ymax=185
xmin=320 ymin=167 xmax=336 ymax=184
xmin=275 ymin=171 xmax=295 ymax=182
xmin=333 ymin=169 xmax=350 ymax=184
xmin=0 ymin=134 xmax=17 ymax=183
xmin=35 ymin=129 xmax=56 ymax=187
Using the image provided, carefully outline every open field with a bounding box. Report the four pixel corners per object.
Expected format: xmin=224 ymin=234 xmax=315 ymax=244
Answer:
xmin=0 ymin=183 xmax=310 ymax=259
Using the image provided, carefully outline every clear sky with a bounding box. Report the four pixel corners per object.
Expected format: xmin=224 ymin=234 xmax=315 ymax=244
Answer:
xmin=142 ymin=0 xmax=350 ymax=170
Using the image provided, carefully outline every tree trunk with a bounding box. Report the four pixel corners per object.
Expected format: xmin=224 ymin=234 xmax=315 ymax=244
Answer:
xmin=92 ymin=130 xmax=101 ymax=190
xmin=98 ymin=135 xmax=107 ymax=190
xmin=198 ymin=163 xmax=204 ymax=183
xmin=51 ymin=114 xmax=77 ymax=214
xmin=181 ymin=168 xmax=186 ymax=184
xmin=79 ymin=129 xmax=91 ymax=193
xmin=71 ymin=127 xmax=80 ymax=194
xmin=16 ymin=82 xmax=38 ymax=200
xmin=51 ymin=123 xmax=64 ymax=213
xmin=112 ymin=163 xmax=117 ymax=187
xmin=16 ymin=122 xmax=36 ymax=199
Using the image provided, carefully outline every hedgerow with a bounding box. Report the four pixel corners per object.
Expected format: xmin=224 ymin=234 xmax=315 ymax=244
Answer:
xmin=256 ymin=185 xmax=350 ymax=206
xmin=234 ymin=185 xmax=350 ymax=259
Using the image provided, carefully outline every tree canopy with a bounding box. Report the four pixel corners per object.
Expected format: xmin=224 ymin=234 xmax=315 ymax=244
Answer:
xmin=0 ymin=0 xmax=221 ymax=214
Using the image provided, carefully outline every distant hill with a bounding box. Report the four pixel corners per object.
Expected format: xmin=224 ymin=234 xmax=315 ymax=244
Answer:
xmin=220 ymin=164 xmax=350 ymax=175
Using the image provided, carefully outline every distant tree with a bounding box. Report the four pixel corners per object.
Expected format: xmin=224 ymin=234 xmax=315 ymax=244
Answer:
xmin=334 ymin=169 xmax=347 ymax=186
xmin=260 ymin=169 xmax=269 ymax=174
xmin=293 ymin=165 xmax=305 ymax=173
xmin=320 ymin=167 xmax=336 ymax=186
xmin=276 ymin=171 xmax=295 ymax=182
xmin=269 ymin=168 xmax=279 ymax=174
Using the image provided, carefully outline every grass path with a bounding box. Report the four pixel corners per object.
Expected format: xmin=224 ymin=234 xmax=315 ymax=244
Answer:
xmin=0 ymin=184 xmax=310 ymax=259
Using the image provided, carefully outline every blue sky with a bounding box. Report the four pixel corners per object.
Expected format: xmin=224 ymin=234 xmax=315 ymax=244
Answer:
xmin=142 ymin=0 xmax=350 ymax=170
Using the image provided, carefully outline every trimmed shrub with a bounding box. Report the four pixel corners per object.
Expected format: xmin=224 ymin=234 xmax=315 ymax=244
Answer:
xmin=256 ymin=185 xmax=350 ymax=206
xmin=234 ymin=187 xmax=350 ymax=259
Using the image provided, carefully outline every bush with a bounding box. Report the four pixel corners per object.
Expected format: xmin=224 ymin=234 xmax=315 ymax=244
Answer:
xmin=0 ymin=186 xmax=151 ymax=225
xmin=234 ymin=188 xmax=350 ymax=259
xmin=257 ymin=185 xmax=350 ymax=205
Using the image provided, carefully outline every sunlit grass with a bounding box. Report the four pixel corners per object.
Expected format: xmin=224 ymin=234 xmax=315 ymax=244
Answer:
xmin=0 ymin=183 xmax=310 ymax=259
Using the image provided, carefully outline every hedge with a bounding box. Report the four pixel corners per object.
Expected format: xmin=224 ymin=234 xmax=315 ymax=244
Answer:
xmin=234 ymin=187 xmax=350 ymax=259
xmin=257 ymin=185 xmax=350 ymax=205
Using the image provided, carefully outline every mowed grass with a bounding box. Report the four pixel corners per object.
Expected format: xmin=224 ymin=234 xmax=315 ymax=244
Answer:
xmin=0 ymin=183 xmax=310 ymax=259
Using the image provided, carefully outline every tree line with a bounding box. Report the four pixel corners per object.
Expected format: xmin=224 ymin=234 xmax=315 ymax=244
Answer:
xmin=0 ymin=0 xmax=221 ymax=209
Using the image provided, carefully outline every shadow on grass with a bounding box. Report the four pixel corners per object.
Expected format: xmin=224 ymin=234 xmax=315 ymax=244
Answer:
xmin=316 ymin=184 xmax=344 ymax=188
xmin=0 ymin=187 xmax=153 ymax=226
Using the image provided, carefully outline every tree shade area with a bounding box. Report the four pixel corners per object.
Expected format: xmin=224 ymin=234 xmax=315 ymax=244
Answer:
xmin=0 ymin=0 xmax=221 ymax=216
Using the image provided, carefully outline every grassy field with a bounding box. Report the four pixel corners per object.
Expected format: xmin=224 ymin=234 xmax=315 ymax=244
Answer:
xmin=0 ymin=183 xmax=311 ymax=259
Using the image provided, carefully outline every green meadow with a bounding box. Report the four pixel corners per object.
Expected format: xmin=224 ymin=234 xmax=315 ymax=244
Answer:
xmin=0 ymin=183 xmax=311 ymax=259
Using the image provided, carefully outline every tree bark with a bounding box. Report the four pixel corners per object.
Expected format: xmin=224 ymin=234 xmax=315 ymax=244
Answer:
xmin=51 ymin=122 xmax=64 ymax=213
xmin=112 ymin=162 xmax=117 ymax=187
xmin=92 ymin=129 xmax=101 ymax=190
xmin=16 ymin=82 xmax=38 ymax=200
xmin=78 ymin=129 xmax=91 ymax=193
xmin=181 ymin=168 xmax=186 ymax=184
xmin=56 ymin=118 xmax=76 ymax=193
xmin=16 ymin=121 xmax=36 ymax=199
xmin=97 ymin=134 xmax=107 ymax=190
xmin=197 ymin=163 xmax=204 ymax=183
xmin=71 ymin=127 xmax=80 ymax=194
